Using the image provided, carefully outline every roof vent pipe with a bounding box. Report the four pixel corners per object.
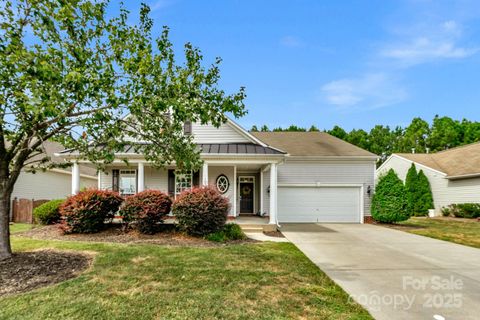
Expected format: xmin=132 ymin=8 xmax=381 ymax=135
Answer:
xmin=411 ymin=148 xmax=415 ymax=154
xmin=426 ymin=147 xmax=430 ymax=154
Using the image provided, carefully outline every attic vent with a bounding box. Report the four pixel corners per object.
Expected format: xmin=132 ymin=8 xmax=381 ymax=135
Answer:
xmin=183 ymin=121 xmax=192 ymax=135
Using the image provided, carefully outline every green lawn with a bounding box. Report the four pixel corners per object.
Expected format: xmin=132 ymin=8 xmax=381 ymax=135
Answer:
xmin=0 ymin=236 xmax=371 ymax=320
xmin=396 ymin=217 xmax=480 ymax=248
xmin=9 ymin=223 xmax=33 ymax=234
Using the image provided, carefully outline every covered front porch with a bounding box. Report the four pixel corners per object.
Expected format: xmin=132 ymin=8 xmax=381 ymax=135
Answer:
xmin=70 ymin=158 xmax=280 ymax=225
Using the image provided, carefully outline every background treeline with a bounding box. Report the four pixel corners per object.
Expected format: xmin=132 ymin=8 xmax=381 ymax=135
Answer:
xmin=251 ymin=115 xmax=480 ymax=161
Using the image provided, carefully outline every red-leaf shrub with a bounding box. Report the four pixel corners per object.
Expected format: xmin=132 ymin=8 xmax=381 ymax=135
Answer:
xmin=60 ymin=189 xmax=123 ymax=234
xmin=172 ymin=186 xmax=230 ymax=236
xmin=119 ymin=190 xmax=172 ymax=234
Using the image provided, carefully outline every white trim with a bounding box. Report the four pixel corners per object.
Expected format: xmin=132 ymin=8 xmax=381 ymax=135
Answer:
xmin=233 ymin=165 xmax=237 ymax=217
xmin=202 ymin=162 xmax=209 ymax=186
xmin=97 ymin=171 xmax=101 ymax=189
xmin=260 ymin=170 xmax=264 ymax=214
xmin=447 ymin=172 xmax=480 ymax=180
xmin=226 ymin=117 xmax=268 ymax=147
xmin=48 ymin=168 xmax=97 ymax=180
xmin=137 ymin=162 xmax=145 ymax=193
xmin=269 ymin=163 xmax=277 ymax=225
xmin=378 ymin=154 xmax=447 ymax=177
xmin=286 ymin=155 xmax=378 ymax=161
xmin=238 ymin=175 xmax=256 ymax=214
xmin=277 ymin=184 xmax=364 ymax=224
xmin=71 ymin=162 xmax=80 ymax=195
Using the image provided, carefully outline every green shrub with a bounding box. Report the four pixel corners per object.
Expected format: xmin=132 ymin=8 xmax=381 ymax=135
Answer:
xmin=119 ymin=190 xmax=172 ymax=234
xmin=445 ymin=203 xmax=480 ymax=218
xmin=405 ymin=164 xmax=434 ymax=216
xmin=172 ymin=186 xmax=230 ymax=236
xmin=206 ymin=223 xmax=246 ymax=242
xmin=405 ymin=163 xmax=418 ymax=216
xmin=33 ymin=199 xmax=64 ymax=224
xmin=60 ymin=189 xmax=123 ymax=233
xmin=415 ymin=170 xmax=434 ymax=215
xmin=441 ymin=206 xmax=451 ymax=217
xmin=371 ymin=169 xmax=409 ymax=223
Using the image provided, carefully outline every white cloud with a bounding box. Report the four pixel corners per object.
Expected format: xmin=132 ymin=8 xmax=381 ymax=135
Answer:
xmin=380 ymin=20 xmax=478 ymax=66
xmin=149 ymin=0 xmax=174 ymax=12
xmin=320 ymin=73 xmax=407 ymax=110
xmin=279 ymin=36 xmax=303 ymax=47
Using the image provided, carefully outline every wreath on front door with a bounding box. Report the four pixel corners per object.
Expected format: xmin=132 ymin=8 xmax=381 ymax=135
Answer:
xmin=215 ymin=174 xmax=230 ymax=194
xmin=241 ymin=185 xmax=252 ymax=195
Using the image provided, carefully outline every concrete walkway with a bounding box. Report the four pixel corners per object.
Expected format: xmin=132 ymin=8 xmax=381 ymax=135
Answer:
xmin=281 ymin=223 xmax=480 ymax=320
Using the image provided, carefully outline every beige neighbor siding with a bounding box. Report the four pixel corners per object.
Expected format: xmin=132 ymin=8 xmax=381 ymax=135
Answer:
xmin=278 ymin=160 xmax=375 ymax=216
xmin=192 ymin=122 xmax=250 ymax=144
xmin=377 ymin=155 xmax=480 ymax=213
xmin=12 ymin=170 xmax=97 ymax=200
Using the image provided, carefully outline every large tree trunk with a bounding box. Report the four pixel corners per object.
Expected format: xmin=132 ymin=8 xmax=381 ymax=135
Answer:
xmin=0 ymin=187 xmax=12 ymax=260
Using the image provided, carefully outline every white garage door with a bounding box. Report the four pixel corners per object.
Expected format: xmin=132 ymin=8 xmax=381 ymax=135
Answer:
xmin=278 ymin=186 xmax=361 ymax=223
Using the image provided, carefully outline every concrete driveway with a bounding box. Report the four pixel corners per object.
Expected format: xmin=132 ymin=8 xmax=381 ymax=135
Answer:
xmin=281 ymin=223 xmax=480 ymax=320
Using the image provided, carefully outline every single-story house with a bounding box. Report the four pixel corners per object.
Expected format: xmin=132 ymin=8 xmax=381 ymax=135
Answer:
xmin=58 ymin=119 xmax=377 ymax=224
xmin=377 ymin=142 xmax=480 ymax=213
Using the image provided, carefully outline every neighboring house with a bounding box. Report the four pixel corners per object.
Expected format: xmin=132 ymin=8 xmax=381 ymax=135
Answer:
xmin=58 ymin=119 xmax=377 ymax=224
xmin=377 ymin=142 xmax=480 ymax=213
xmin=12 ymin=141 xmax=98 ymax=203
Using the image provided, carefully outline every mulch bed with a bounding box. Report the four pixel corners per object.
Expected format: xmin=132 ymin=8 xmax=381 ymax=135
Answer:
xmin=263 ymin=230 xmax=285 ymax=238
xmin=0 ymin=250 xmax=91 ymax=297
xmin=16 ymin=224 xmax=256 ymax=247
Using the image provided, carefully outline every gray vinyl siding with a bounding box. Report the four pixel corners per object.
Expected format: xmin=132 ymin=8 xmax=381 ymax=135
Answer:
xmin=262 ymin=169 xmax=270 ymax=214
xmin=277 ymin=160 xmax=375 ymax=216
xmin=99 ymin=166 xmax=169 ymax=193
xmin=12 ymin=170 xmax=97 ymax=201
xmin=378 ymin=155 xmax=480 ymax=213
xmin=192 ymin=122 xmax=250 ymax=144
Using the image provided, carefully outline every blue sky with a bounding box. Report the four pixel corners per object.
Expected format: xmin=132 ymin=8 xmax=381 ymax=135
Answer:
xmin=122 ymin=0 xmax=480 ymax=131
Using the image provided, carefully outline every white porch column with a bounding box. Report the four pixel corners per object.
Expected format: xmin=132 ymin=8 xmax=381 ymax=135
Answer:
xmin=269 ymin=163 xmax=277 ymax=224
xmin=97 ymin=171 xmax=102 ymax=190
xmin=71 ymin=162 xmax=80 ymax=195
xmin=233 ymin=165 xmax=237 ymax=217
xmin=260 ymin=170 xmax=264 ymax=214
xmin=137 ymin=162 xmax=145 ymax=193
xmin=202 ymin=162 xmax=209 ymax=186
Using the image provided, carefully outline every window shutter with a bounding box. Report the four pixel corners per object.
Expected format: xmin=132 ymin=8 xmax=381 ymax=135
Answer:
xmin=183 ymin=121 xmax=192 ymax=135
xmin=192 ymin=171 xmax=200 ymax=187
xmin=112 ymin=169 xmax=119 ymax=192
xmin=168 ymin=169 xmax=175 ymax=197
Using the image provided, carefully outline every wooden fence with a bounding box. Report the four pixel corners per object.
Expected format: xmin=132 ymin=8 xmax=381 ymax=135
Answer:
xmin=11 ymin=198 xmax=49 ymax=223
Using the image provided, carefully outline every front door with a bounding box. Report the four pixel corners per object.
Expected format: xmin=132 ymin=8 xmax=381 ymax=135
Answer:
xmin=240 ymin=182 xmax=254 ymax=213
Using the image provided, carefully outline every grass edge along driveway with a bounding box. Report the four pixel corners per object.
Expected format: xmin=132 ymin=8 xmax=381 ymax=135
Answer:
xmin=1 ymin=236 xmax=372 ymax=320
xmin=393 ymin=217 xmax=480 ymax=249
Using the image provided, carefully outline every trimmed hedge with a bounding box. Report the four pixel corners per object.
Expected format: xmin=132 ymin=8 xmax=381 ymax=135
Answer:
xmin=172 ymin=186 xmax=230 ymax=236
xmin=442 ymin=203 xmax=480 ymax=218
xmin=119 ymin=190 xmax=172 ymax=234
xmin=372 ymin=169 xmax=409 ymax=223
xmin=33 ymin=199 xmax=64 ymax=225
xmin=60 ymin=189 xmax=123 ymax=233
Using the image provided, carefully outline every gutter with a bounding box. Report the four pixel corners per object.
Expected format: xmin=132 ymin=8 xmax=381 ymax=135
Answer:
xmin=447 ymin=172 xmax=480 ymax=180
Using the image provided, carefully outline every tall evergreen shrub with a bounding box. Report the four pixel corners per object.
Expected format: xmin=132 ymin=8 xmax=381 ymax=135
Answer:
xmin=372 ymin=169 xmax=409 ymax=223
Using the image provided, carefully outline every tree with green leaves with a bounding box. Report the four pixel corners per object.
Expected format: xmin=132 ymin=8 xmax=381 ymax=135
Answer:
xmin=428 ymin=115 xmax=461 ymax=151
xmin=416 ymin=170 xmax=434 ymax=214
xmin=308 ymin=125 xmax=319 ymax=132
xmin=402 ymin=117 xmax=430 ymax=153
xmin=0 ymin=1 xmax=245 ymax=260
xmin=250 ymin=125 xmax=259 ymax=132
xmin=371 ymin=169 xmax=409 ymax=223
xmin=405 ymin=163 xmax=419 ymax=215
xmin=260 ymin=125 xmax=270 ymax=132
xmin=328 ymin=125 xmax=348 ymax=140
